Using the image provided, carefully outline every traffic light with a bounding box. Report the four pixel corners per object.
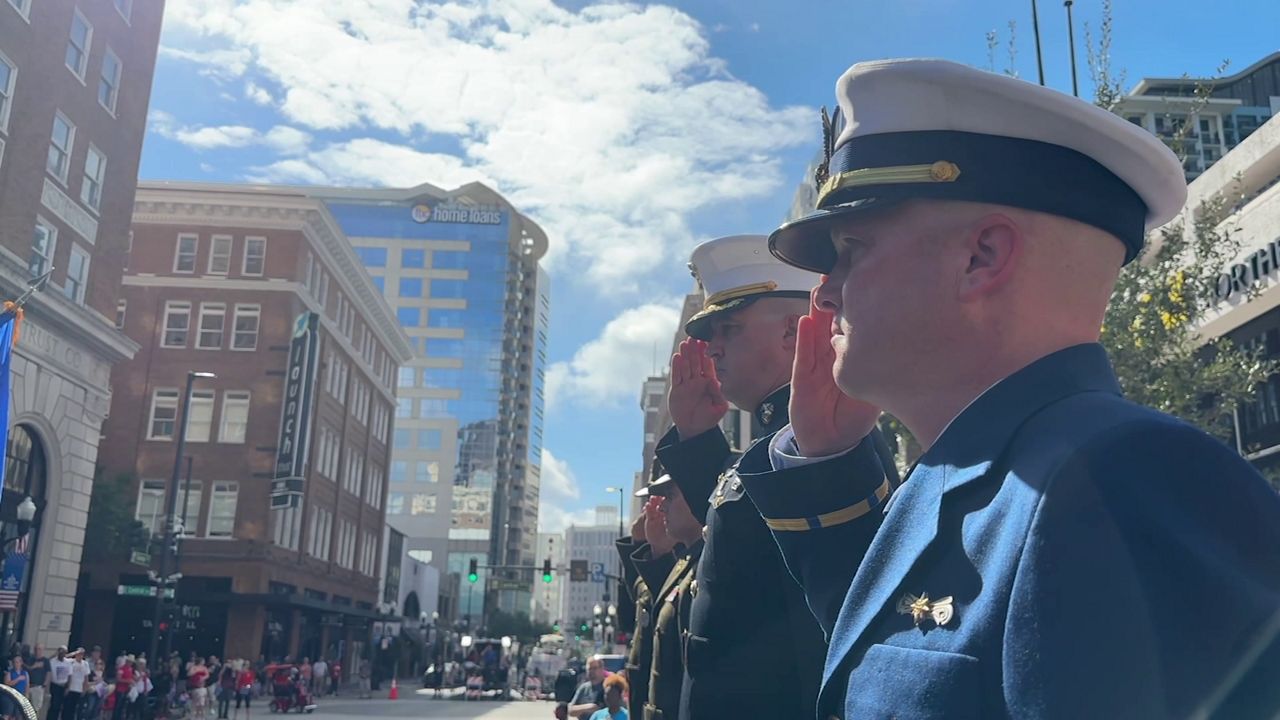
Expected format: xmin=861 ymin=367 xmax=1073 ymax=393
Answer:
xmin=542 ymin=558 xmax=553 ymax=583
xmin=580 ymin=622 xmax=589 ymax=633
xmin=467 ymin=558 xmax=478 ymax=583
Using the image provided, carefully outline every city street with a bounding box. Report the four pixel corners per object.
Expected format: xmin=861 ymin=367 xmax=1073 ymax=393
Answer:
xmin=303 ymin=689 xmax=558 ymax=719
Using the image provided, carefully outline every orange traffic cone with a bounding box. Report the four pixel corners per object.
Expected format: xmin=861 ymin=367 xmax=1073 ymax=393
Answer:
xmin=388 ymin=678 xmax=399 ymax=700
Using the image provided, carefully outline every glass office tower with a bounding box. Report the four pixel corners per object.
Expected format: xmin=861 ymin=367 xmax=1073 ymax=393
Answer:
xmin=312 ymin=184 xmax=549 ymax=622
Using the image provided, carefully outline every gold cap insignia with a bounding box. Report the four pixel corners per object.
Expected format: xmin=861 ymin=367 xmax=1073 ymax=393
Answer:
xmin=929 ymin=161 xmax=961 ymax=182
xmin=896 ymin=592 xmax=954 ymax=627
xmin=813 ymin=106 xmax=835 ymax=193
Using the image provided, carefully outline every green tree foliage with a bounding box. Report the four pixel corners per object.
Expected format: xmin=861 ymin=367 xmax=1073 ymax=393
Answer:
xmin=83 ymin=468 xmax=151 ymax=563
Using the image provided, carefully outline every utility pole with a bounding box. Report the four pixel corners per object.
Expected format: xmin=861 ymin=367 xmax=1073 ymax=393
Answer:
xmin=1064 ymin=1 xmax=1080 ymax=97
xmin=1031 ymin=0 xmax=1046 ymax=86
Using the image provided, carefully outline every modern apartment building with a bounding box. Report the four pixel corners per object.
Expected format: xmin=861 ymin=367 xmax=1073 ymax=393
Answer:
xmin=0 ymin=0 xmax=163 ymax=649
xmin=1117 ymin=52 xmax=1280 ymax=180
xmin=87 ymin=183 xmax=412 ymax=665
xmin=560 ymin=507 xmax=621 ymax=629
xmin=307 ymin=183 xmax=550 ymax=624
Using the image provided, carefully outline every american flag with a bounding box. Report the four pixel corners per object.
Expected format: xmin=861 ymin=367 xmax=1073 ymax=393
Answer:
xmin=0 ymin=533 xmax=31 ymax=611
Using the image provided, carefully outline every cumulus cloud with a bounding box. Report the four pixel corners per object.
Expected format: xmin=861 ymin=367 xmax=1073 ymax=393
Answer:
xmin=540 ymin=449 xmax=580 ymax=501
xmin=247 ymin=138 xmax=493 ymax=188
xmin=538 ymin=503 xmax=599 ymax=533
xmin=152 ymin=118 xmax=313 ymax=155
xmin=157 ymin=0 xmax=813 ymax=290
xmin=547 ymin=301 xmax=681 ymax=408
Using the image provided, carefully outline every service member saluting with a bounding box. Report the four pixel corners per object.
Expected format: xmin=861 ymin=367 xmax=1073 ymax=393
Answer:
xmin=737 ymin=58 xmax=1280 ymax=718
xmin=656 ymin=234 xmax=897 ymax=719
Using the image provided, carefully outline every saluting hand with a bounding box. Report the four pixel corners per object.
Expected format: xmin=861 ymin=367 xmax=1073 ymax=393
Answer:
xmin=643 ymin=498 xmax=675 ymax=557
xmin=668 ymin=338 xmax=729 ymax=439
xmin=630 ymin=511 xmax=647 ymax=544
xmin=789 ymin=286 xmax=882 ymax=457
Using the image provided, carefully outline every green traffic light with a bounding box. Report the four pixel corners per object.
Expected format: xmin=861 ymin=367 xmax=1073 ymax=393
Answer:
xmin=468 ymin=572 xmax=478 ymax=583
xmin=542 ymin=573 xmax=553 ymax=583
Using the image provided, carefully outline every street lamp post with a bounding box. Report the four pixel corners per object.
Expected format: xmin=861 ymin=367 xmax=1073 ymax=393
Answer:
xmin=147 ymin=370 xmax=214 ymax=667
xmin=604 ymin=487 xmax=624 ymax=613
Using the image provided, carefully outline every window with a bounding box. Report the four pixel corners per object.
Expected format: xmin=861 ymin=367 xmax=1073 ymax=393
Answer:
xmin=431 ymin=250 xmax=467 ymax=269
xmin=30 ymin=220 xmax=57 ymax=278
xmin=387 ymin=493 xmax=404 ymax=515
xmin=186 ymin=390 xmax=215 ymax=442
xmin=196 ymin=303 xmax=225 ymax=349
xmin=397 ymin=307 xmax=420 ymax=327
xmin=415 ymin=461 xmax=439 ymax=484
xmin=162 ymin=301 xmax=191 ymax=348
xmin=115 ymin=299 xmax=126 ymax=330
xmin=398 ymin=367 xmax=416 ymax=387
xmin=137 ymin=480 xmax=202 ymax=536
xmin=98 ymin=49 xmax=121 ymax=113
xmin=47 ymin=113 xmax=74 ymax=183
xmin=426 ymin=309 xmax=466 ymax=329
xmin=401 ymin=249 xmax=425 ymax=268
xmin=371 ymin=276 xmax=384 ymax=292
xmin=422 ymin=368 xmax=462 ymax=388
xmin=393 ymin=430 xmax=410 ymax=450
xmin=317 ymin=271 xmax=329 ymax=307
xmin=62 ymin=245 xmax=89 ymax=304
xmin=366 ymin=466 xmax=384 ymax=509
xmin=174 ymin=234 xmax=198 ymax=272
xmin=243 ymin=237 xmax=266 ymax=275
xmin=431 ymin=279 xmax=466 ymax=298
xmin=354 ymin=247 xmax=387 ymax=267
xmin=147 ymin=388 xmax=179 ymax=439
xmin=219 ymin=391 xmax=250 ymax=443
xmin=419 ymin=398 xmax=452 ymax=418
xmin=396 ymin=398 xmax=412 ymax=418
xmin=66 ymin=10 xmax=92 ymax=79
xmin=398 ymin=278 xmax=423 ymax=297
xmin=390 ymin=461 xmax=408 ymax=483
xmin=232 ymin=304 xmax=260 ymax=350
xmin=418 ymin=429 xmax=442 ymax=450
xmin=372 ymin=405 xmax=388 ymax=443
xmin=81 ymin=145 xmax=106 ymax=211
xmin=207 ymin=482 xmax=238 ymax=537
xmin=208 ymin=235 xmax=232 ymax=274
xmin=114 ymin=0 xmax=132 ymax=22
xmin=425 ymin=339 xmax=464 ymax=357
xmin=308 ymin=507 xmax=333 ymax=561
xmin=410 ymin=494 xmax=436 ymax=515
xmin=5 ymin=0 xmax=29 ymax=20
xmin=0 ymin=51 xmax=14 ymax=132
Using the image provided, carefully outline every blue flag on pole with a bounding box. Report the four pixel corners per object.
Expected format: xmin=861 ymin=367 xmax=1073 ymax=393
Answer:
xmin=0 ymin=309 xmax=14 ymax=490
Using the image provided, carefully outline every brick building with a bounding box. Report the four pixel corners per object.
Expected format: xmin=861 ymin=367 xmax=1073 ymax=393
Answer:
xmin=0 ymin=0 xmax=163 ymax=647
xmin=84 ymin=182 xmax=412 ymax=666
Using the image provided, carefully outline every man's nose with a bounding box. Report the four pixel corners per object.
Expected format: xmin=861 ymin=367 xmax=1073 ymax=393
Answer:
xmin=814 ymin=274 xmax=841 ymax=313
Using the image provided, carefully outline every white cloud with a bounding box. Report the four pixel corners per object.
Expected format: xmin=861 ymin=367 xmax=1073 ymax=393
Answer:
xmin=538 ymin=503 xmax=598 ymax=534
xmin=153 ymin=119 xmax=313 ymax=155
xmin=174 ymin=124 xmax=260 ymax=149
xmin=246 ymin=138 xmax=492 ymax=187
xmin=158 ymin=0 xmax=813 ymax=290
xmin=547 ymin=301 xmax=681 ymax=408
xmin=540 ymin=448 xmax=580 ymax=501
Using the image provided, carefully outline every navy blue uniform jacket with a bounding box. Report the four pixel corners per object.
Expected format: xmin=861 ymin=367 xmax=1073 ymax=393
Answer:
xmin=739 ymin=344 xmax=1280 ymax=719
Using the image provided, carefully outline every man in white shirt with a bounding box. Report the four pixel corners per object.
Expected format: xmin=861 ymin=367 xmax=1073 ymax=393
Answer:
xmin=62 ymin=649 xmax=89 ymax=720
xmin=311 ymin=658 xmax=328 ymax=698
xmin=47 ymin=646 xmax=70 ymax=720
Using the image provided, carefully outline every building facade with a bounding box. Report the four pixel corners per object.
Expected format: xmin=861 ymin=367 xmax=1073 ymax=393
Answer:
xmin=86 ymin=183 xmax=412 ymax=666
xmin=307 ymin=183 xmax=549 ymax=625
xmin=1117 ymin=52 xmax=1280 ymax=180
xmin=560 ymin=509 xmax=623 ymax=631
xmin=0 ymin=0 xmax=164 ymax=648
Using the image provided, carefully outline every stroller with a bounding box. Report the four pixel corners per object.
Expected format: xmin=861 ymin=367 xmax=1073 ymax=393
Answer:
xmin=267 ymin=665 xmax=317 ymax=714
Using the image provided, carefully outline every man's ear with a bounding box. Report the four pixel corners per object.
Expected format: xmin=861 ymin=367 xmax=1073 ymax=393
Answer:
xmin=783 ymin=314 xmax=801 ymax=350
xmin=958 ymin=214 xmax=1023 ymax=300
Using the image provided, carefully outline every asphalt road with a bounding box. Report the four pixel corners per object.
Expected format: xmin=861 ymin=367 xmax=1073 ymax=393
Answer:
xmin=296 ymin=688 xmax=560 ymax=719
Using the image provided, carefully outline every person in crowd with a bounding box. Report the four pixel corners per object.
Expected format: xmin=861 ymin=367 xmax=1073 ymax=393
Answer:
xmin=126 ymin=659 xmax=149 ymax=720
xmin=78 ymin=659 xmax=106 ymax=720
xmin=5 ymin=655 xmax=30 ymax=720
xmin=357 ymin=659 xmax=370 ymax=700
xmin=24 ymin=645 xmax=46 ymax=720
xmin=297 ymin=658 xmax=310 ymax=698
xmin=327 ymin=660 xmax=340 ymax=698
xmin=186 ymin=657 xmax=208 ymax=720
xmin=47 ymin=646 xmax=70 ymax=720
xmin=216 ymin=662 xmax=236 ymax=719
xmin=109 ymin=656 xmax=132 ymax=720
xmin=62 ymin=649 xmax=89 ymax=720
xmin=308 ymin=658 xmax=325 ymax=699
xmin=233 ymin=663 xmax=254 ymax=720
xmin=566 ymin=658 xmax=605 ymax=719
xmin=588 ymin=674 xmax=628 ymax=720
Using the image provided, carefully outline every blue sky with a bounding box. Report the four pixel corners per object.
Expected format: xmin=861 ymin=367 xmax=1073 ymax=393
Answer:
xmin=140 ymin=0 xmax=1280 ymax=531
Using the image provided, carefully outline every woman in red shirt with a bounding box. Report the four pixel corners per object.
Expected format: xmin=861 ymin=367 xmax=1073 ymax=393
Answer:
xmin=234 ymin=665 xmax=255 ymax=719
xmin=111 ymin=661 xmax=134 ymax=720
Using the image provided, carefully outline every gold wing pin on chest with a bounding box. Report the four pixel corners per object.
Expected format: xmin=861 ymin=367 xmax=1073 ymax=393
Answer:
xmin=896 ymin=592 xmax=954 ymax=627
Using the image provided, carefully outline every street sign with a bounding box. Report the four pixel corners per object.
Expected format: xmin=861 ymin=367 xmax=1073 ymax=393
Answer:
xmin=490 ymin=578 xmax=526 ymax=592
xmin=130 ymin=551 xmax=151 ymax=567
xmin=590 ymin=562 xmax=605 ymax=584
xmin=569 ymin=559 xmax=589 ymax=582
xmin=117 ymin=585 xmax=174 ymax=599
xmin=269 ymin=477 xmax=305 ymax=509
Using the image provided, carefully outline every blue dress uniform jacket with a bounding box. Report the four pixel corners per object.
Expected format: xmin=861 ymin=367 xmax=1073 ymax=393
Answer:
xmin=657 ymin=386 xmax=899 ymax=720
xmin=739 ymin=343 xmax=1280 ymax=719
xmin=622 ymin=539 xmax=672 ymax=720
xmin=641 ymin=542 xmax=701 ymax=720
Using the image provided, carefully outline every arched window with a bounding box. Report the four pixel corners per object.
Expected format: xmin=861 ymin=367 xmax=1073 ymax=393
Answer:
xmin=402 ymin=592 xmax=421 ymax=619
xmin=2 ymin=424 xmax=48 ymax=648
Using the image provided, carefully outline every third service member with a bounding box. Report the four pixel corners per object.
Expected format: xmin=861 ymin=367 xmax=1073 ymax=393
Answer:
xmin=656 ymin=234 xmax=898 ymax=719
xmin=737 ymin=58 xmax=1280 ymax=718
xmin=616 ymin=476 xmax=666 ymax=720
xmin=639 ymin=473 xmax=705 ymax=720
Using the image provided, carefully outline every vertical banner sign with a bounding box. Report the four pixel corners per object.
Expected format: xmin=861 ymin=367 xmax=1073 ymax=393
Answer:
xmin=272 ymin=312 xmax=320 ymax=509
xmin=0 ymin=539 xmax=29 ymax=612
